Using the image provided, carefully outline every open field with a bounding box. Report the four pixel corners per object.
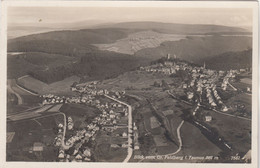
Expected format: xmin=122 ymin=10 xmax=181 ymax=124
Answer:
xmin=7 ymin=104 xmax=34 ymax=115
xmin=180 ymin=122 xmax=222 ymax=156
xmin=225 ymin=93 xmax=251 ymax=118
xmin=47 ymin=104 xmax=63 ymax=112
xmin=8 ymin=112 xmax=42 ymax=121
xmin=60 ymin=103 xmax=100 ymax=127
xmin=240 ymin=78 xmax=252 ymax=85
xmin=150 ymin=116 xmax=161 ymax=129
xmin=7 ymin=80 xmax=43 ymax=117
xmin=232 ymin=81 xmax=251 ymax=91
xmin=93 ymin=130 xmax=127 ymax=162
xmin=98 ymin=70 xmax=173 ymax=92
xmin=6 ymin=132 xmax=15 ymax=143
xmin=153 ymin=135 xmax=168 ymax=147
xmin=137 ymin=102 xmax=180 ymax=155
xmin=206 ymin=109 xmax=251 ymax=154
xmin=94 ymin=30 xmax=187 ymax=54
xmin=7 ymin=115 xmax=59 ymax=161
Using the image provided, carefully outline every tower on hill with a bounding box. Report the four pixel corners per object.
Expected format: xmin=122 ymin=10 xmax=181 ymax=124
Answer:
xmin=167 ymin=53 xmax=170 ymax=60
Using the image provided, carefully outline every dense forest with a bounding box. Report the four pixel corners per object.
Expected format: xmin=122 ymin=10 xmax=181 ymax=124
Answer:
xmin=201 ymin=49 xmax=252 ymax=71
xmin=26 ymin=51 xmax=149 ymax=84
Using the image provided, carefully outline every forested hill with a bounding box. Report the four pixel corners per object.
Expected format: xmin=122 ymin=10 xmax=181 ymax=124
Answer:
xmin=7 ymin=22 xmax=252 ymax=83
xmin=134 ymin=35 xmax=252 ymax=63
xmin=200 ymin=49 xmax=252 ymax=71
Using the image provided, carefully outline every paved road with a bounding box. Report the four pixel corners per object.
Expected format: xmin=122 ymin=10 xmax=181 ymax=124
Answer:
xmin=58 ymin=112 xmax=73 ymax=150
xmin=24 ymin=110 xmax=72 ymax=150
xmin=227 ymin=79 xmax=238 ymax=91
xmin=104 ymin=95 xmax=133 ymax=163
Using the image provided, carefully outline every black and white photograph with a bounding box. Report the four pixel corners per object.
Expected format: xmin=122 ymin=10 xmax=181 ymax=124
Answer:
xmin=1 ymin=1 xmax=258 ymax=167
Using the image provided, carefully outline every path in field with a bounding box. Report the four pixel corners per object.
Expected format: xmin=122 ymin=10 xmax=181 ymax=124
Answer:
xmin=161 ymin=120 xmax=184 ymax=156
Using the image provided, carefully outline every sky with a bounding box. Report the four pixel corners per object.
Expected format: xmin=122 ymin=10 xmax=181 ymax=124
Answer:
xmin=7 ymin=7 xmax=252 ymax=38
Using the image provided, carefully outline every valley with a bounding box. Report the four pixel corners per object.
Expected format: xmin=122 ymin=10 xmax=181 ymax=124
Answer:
xmin=6 ymin=21 xmax=253 ymax=163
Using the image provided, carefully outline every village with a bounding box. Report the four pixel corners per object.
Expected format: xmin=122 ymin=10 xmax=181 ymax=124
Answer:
xmin=139 ymin=54 xmax=252 ymax=121
xmin=40 ymin=81 xmax=139 ymax=162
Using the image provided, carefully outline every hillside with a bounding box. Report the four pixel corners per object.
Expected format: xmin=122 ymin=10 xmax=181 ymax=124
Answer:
xmin=134 ymin=35 xmax=252 ymax=63
xmin=7 ymin=52 xmax=78 ymax=79
xmin=19 ymin=51 xmax=149 ymax=84
xmin=7 ymin=28 xmax=141 ymax=56
xmin=97 ymin=22 xmax=250 ymax=35
xmin=201 ymin=49 xmax=252 ymax=71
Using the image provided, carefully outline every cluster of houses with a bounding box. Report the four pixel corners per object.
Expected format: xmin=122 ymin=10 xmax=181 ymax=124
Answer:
xmin=71 ymin=81 xmax=109 ymax=96
xmin=41 ymin=93 xmax=101 ymax=105
xmin=139 ymin=59 xmax=232 ymax=112
xmin=133 ymin=122 xmax=140 ymax=150
xmin=67 ymin=117 xmax=74 ymax=130
xmin=54 ymin=123 xmax=64 ymax=147
xmin=205 ymin=86 xmax=228 ymax=111
xmin=187 ymin=68 xmax=230 ymax=112
xmin=41 ymin=94 xmax=66 ymax=105
xmin=221 ymin=70 xmax=237 ymax=91
xmin=54 ymin=101 xmax=129 ymax=162
xmin=43 ymin=81 xmax=132 ymax=162
xmin=59 ymin=100 xmax=130 ymax=162
xmin=140 ymin=61 xmax=187 ymax=75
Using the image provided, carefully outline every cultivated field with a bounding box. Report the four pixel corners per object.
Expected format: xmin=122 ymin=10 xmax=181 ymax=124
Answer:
xmin=94 ymin=30 xmax=187 ymax=54
xmin=150 ymin=116 xmax=161 ymax=129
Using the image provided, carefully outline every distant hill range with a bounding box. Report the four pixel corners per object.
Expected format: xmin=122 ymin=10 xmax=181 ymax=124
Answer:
xmin=7 ymin=22 xmax=252 ymax=83
xmin=96 ymin=21 xmax=250 ymax=35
